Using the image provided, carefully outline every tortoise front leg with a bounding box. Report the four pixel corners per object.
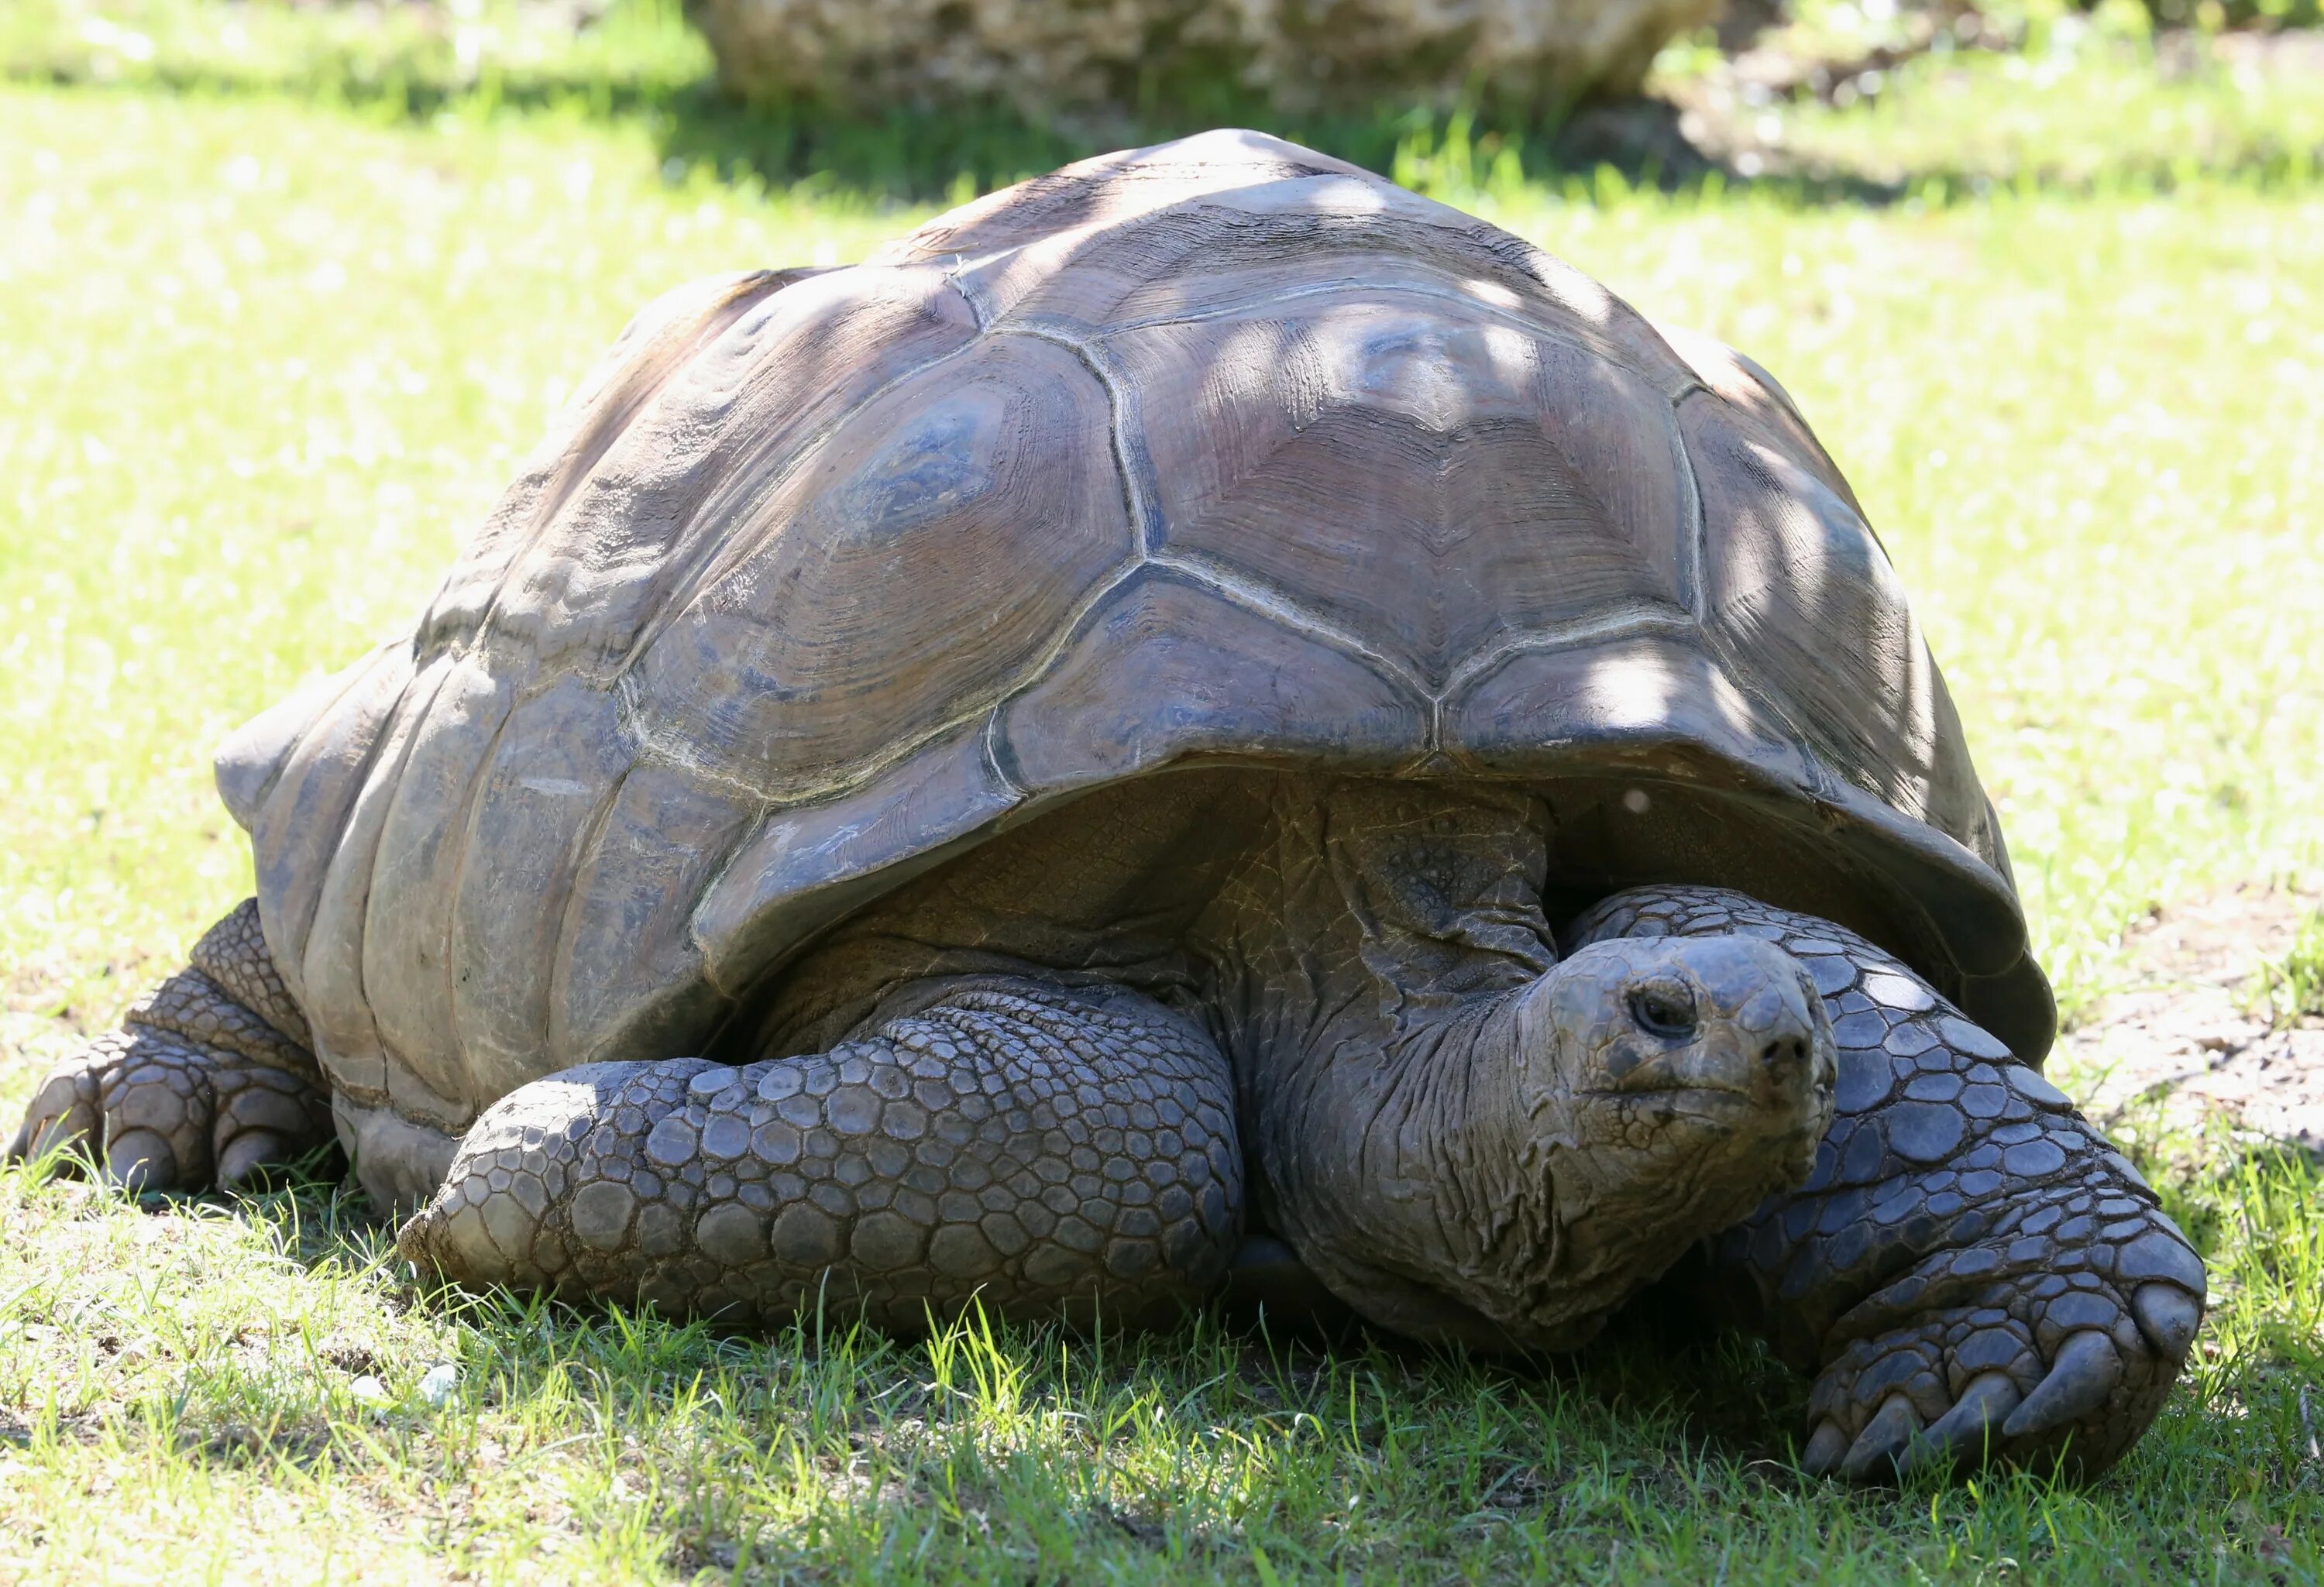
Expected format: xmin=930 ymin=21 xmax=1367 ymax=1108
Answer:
xmin=7 ymin=898 xmax=333 ymax=1191
xmin=397 ymin=979 xmax=1243 ymax=1331
xmin=1570 ymin=886 xmax=2205 ymax=1482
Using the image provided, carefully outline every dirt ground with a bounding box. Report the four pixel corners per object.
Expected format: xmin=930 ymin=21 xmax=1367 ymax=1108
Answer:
xmin=2058 ymin=883 xmax=2324 ymax=1155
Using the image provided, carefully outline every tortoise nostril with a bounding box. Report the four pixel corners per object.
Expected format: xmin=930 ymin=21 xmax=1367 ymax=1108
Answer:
xmin=1760 ymin=1034 xmax=1809 ymax=1070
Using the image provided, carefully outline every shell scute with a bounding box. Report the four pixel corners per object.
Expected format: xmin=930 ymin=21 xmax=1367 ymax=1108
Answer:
xmin=362 ymin=657 xmax=516 ymax=1108
xmin=418 ymin=270 xmax=800 ymax=662
xmin=1684 ymin=393 xmax=1992 ymax=859
xmin=910 ymin=136 xmax=1690 ymax=400
xmin=449 ymin=675 xmax=634 ymax=1104
xmin=215 ymin=654 xmax=377 ymax=831
xmin=220 ymin=129 xmax=2051 ymax=1144
xmin=435 ymin=266 xmax=981 ymax=688
xmin=1446 ymin=630 xmax=1806 ymax=785
xmin=297 ymin=651 xmax=455 ymax=1110
xmin=957 ymin=185 xmax=1652 ymax=372
xmin=624 ymin=331 xmax=1135 ymax=801
xmin=696 ymin=723 xmax=1019 ymax=1000
xmin=1114 ymin=297 xmax=1691 ymax=687
xmin=1658 ymin=323 xmax=1862 ymax=518
xmin=552 ymin=762 xmax=758 ymax=1064
xmin=873 ymin=129 xmax=1369 ymax=266
xmin=996 ymin=568 xmax=1429 ymax=792
xmin=243 ymin=642 xmax=414 ymax=1005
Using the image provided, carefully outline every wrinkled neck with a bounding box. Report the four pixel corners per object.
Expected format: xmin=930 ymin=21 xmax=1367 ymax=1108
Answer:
xmin=1202 ymin=778 xmax=1558 ymax=1037
xmin=1198 ymin=780 xmax=1574 ymax=1347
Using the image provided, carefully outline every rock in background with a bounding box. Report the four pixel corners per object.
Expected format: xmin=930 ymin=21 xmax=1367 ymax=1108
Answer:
xmin=684 ymin=0 xmax=1725 ymax=125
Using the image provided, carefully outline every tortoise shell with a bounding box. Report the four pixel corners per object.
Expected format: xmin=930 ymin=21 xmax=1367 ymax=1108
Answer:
xmin=214 ymin=130 xmax=2051 ymax=1139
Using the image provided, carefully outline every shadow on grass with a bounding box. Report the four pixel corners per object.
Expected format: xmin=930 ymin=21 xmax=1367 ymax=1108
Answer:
xmin=371 ymin=1220 xmax=1815 ymax=1465
xmin=38 ymin=1100 xmax=2324 ymax=1480
xmin=10 ymin=1135 xmax=2320 ymax=1575
xmin=390 ymin=1276 xmax=1824 ymax=1557
xmin=647 ymin=87 xmax=1739 ymax=203
xmin=31 ymin=49 xmax=2324 ymax=216
xmin=13 ymin=0 xmax=2317 ymax=211
xmin=21 ymin=0 xmax=2324 ymax=223
xmin=298 ymin=1098 xmax=2324 ymax=1503
xmin=179 ymin=1145 xmax=1816 ymax=1486
xmin=12 ymin=45 xmax=1740 ymax=201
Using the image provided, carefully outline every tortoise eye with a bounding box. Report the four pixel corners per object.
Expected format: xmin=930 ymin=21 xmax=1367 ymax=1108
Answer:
xmin=1629 ymin=981 xmax=1698 ymax=1039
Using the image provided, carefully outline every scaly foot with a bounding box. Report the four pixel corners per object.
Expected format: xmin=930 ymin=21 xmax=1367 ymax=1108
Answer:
xmin=1572 ymin=886 xmax=2204 ymax=1482
xmin=398 ymin=978 xmax=1243 ymax=1329
xmin=7 ymin=900 xmax=332 ymax=1191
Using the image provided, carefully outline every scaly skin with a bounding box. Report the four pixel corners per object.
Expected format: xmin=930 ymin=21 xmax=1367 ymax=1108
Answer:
xmin=11 ymin=875 xmax=2192 ymax=1485
xmin=401 ymin=931 xmax=1834 ymax=1348
xmin=1570 ymin=886 xmax=2206 ymax=1482
xmin=7 ymin=899 xmax=332 ymax=1190
xmin=397 ymin=980 xmax=1246 ymax=1330
xmin=1191 ymin=781 xmax=1836 ymax=1351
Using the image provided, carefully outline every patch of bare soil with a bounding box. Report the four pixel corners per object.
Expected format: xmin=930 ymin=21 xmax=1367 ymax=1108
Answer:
xmin=2061 ymin=883 xmax=2324 ymax=1153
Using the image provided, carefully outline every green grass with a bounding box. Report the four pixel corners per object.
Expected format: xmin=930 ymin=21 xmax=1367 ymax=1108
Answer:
xmin=1739 ymin=34 xmax=2324 ymax=192
xmin=10 ymin=0 xmax=2324 ymax=196
xmin=1 ymin=1105 xmax=2315 ymax=1580
xmin=2 ymin=23 xmax=2322 ymax=1583
xmin=2255 ymin=912 xmax=2324 ymax=1026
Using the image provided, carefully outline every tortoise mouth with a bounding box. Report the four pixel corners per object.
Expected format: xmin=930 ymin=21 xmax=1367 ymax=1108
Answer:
xmin=1575 ymin=1083 xmax=1776 ymax=1111
xmin=1576 ymin=1056 xmax=1827 ymax=1104
xmin=1575 ymin=1079 xmax=1831 ymax=1129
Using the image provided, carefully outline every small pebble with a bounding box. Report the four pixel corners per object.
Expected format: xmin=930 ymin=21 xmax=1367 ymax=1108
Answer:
xmin=417 ymin=1362 xmax=459 ymax=1408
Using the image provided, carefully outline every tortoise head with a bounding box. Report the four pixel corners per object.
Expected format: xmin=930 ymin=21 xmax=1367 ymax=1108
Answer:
xmin=1482 ymin=936 xmax=1837 ymax=1331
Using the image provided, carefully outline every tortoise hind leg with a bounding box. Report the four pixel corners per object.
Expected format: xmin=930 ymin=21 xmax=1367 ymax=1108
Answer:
xmin=1570 ymin=886 xmax=2205 ymax=1483
xmin=6 ymin=898 xmax=334 ymax=1192
xmin=397 ymin=978 xmax=1244 ymax=1331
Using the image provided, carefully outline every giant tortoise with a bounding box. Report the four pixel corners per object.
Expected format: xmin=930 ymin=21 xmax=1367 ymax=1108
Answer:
xmin=9 ymin=130 xmax=2205 ymax=1481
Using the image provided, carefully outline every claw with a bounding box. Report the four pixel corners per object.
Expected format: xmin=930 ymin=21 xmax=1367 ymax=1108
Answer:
xmin=1899 ymin=1371 xmax=2023 ymax=1476
xmin=216 ymin=1129 xmax=288 ymax=1189
xmin=1802 ymin=1420 xmax=1849 ymax=1475
xmin=1841 ymin=1393 xmax=1922 ymax=1482
xmin=2001 ymin=1330 xmax=2123 ymax=1442
xmin=104 ymin=1128 xmax=177 ymax=1193
xmin=8 ymin=1072 xmax=99 ymax=1170
xmin=6 ymin=1111 xmax=57 ymax=1165
xmin=2130 ymin=1283 xmax=2202 ymax=1360
xmin=2116 ymin=1228 xmax=2207 ymax=1297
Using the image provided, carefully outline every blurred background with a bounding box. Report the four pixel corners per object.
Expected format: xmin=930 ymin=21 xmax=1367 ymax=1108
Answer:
xmin=5 ymin=0 xmax=2322 ymax=192
xmin=1 ymin=0 xmax=2319 ymax=1578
